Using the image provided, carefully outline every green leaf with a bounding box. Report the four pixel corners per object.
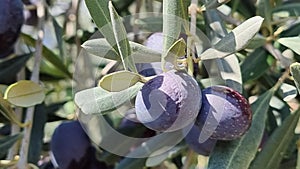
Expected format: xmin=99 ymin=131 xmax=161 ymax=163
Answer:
xmin=256 ymin=0 xmax=273 ymax=33
xmin=290 ymin=62 xmax=300 ymax=93
xmin=116 ymin=158 xmax=147 ymax=169
xmin=74 ymin=82 xmax=143 ymax=115
xmin=201 ymin=16 xmax=264 ymax=60
xmin=98 ymin=71 xmax=142 ymax=92
xmin=164 ymin=38 xmax=186 ymax=69
xmin=0 ymin=53 xmax=31 ymax=84
xmin=278 ymin=36 xmax=300 ymax=55
xmin=202 ymin=0 xmax=231 ymax=10
xmin=108 ymin=1 xmax=137 ymax=72
xmin=273 ymin=3 xmax=300 ymax=17
xmin=4 ymin=80 xmax=45 ymax=107
xmin=21 ymin=33 xmax=72 ymax=78
xmin=146 ymin=146 xmax=184 ymax=167
xmin=278 ymin=83 xmax=297 ymax=102
xmin=249 ymin=109 xmax=300 ymax=169
xmin=162 ymin=0 xmax=182 ymax=69
xmin=85 ymin=0 xmax=117 ymax=50
xmin=0 ymin=134 xmax=23 ymax=158
xmin=135 ymin=16 xmax=163 ymax=32
xmin=241 ymin=47 xmax=271 ymax=82
xmin=208 ymin=89 xmax=275 ymax=169
xmin=81 ymin=39 xmax=161 ymax=63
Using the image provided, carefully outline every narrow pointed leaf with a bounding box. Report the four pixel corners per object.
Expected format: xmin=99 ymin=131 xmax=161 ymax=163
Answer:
xmin=162 ymin=0 xmax=182 ymax=69
xmin=75 ymin=82 xmax=143 ymax=115
xmin=278 ymin=36 xmax=300 ymax=55
xmin=99 ymin=71 xmax=142 ymax=92
xmin=21 ymin=33 xmax=72 ymax=78
xmin=164 ymin=38 xmax=186 ymax=69
xmin=0 ymin=134 xmax=23 ymax=157
xmin=249 ymin=109 xmax=300 ymax=169
xmin=0 ymin=53 xmax=31 ymax=84
xmin=208 ymin=89 xmax=274 ymax=169
xmin=85 ymin=0 xmax=117 ymax=49
xmin=81 ymin=39 xmax=161 ymax=63
xmin=201 ymin=16 xmax=264 ymax=60
xmin=290 ymin=62 xmax=300 ymax=93
xmin=4 ymin=80 xmax=45 ymax=107
xmin=108 ymin=1 xmax=137 ymax=72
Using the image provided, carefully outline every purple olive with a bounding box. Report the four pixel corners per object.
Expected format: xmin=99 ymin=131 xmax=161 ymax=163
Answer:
xmin=0 ymin=0 xmax=24 ymax=58
xmin=51 ymin=121 xmax=110 ymax=169
xmin=196 ymin=85 xmax=252 ymax=140
xmin=183 ymin=124 xmax=217 ymax=156
xmin=135 ymin=70 xmax=201 ymax=132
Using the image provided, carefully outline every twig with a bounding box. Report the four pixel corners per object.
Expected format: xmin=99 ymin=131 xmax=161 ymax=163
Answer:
xmin=182 ymin=149 xmax=197 ymax=169
xmin=186 ymin=0 xmax=198 ymax=76
xmin=17 ymin=1 xmax=45 ymax=168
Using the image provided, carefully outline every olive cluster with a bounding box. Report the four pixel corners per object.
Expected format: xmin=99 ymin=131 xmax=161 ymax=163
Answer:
xmin=134 ymin=33 xmax=252 ymax=156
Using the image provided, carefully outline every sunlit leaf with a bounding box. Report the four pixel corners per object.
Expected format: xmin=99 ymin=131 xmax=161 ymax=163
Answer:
xmin=81 ymin=38 xmax=161 ymax=63
xmin=201 ymin=16 xmax=264 ymax=60
xmin=4 ymin=80 xmax=45 ymax=107
xmin=146 ymin=146 xmax=184 ymax=167
xmin=108 ymin=1 xmax=137 ymax=72
xmin=278 ymin=83 xmax=297 ymax=102
xmin=290 ymin=62 xmax=300 ymax=93
xmin=202 ymin=0 xmax=231 ymax=10
xmin=278 ymin=36 xmax=300 ymax=55
xmin=99 ymin=71 xmax=142 ymax=92
xmin=75 ymin=82 xmax=143 ymax=115
xmin=164 ymin=38 xmax=186 ymax=69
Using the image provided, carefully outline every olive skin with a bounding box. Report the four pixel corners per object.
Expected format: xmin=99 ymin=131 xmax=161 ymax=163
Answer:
xmin=196 ymin=85 xmax=252 ymax=140
xmin=135 ymin=70 xmax=201 ymax=132
xmin=183 ymin=124 xmax=217 ymax=156
xmin=0 ymin=0 xmax=24 ymax=58
xmin=51 ymin=121 xmax=110 ymax=169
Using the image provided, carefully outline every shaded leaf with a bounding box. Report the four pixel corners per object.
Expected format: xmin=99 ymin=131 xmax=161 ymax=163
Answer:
xmin=75 ymin=82 xmax=143 ymax=115
xmin=0 ymin=134 xmax=23 ymax=158
xmin=278 ymin=36 xmax=300 ymax=55
xmin=108 ymin=1 xmax=137 ymax=72
xmin=256 ymin=0 xmax=273 ymax=33
xmin=0 ymin=53 xmax=31 ymax=84
xmin=21 ymin=33 xmax=72 ymax=78
xmin=4 ymin=80 xmax=45 ymax=107
xmin=290 ymin=62 xmax=300 ymax=93
xmin=201 ymin=16 xmax=264 ymax=60
xmin=82 ymin=39 xmax=161 ymax=63
xmin=208 ymin=89 xmax=275 ymax=169
xmin=249 ymin=109 xmax=300 ymax=169
xmin=146 ymin=146 xmax=184 ymax=167
xmin=241 ymin=47 xmax=271 ymax=82
xmin=99 ymin=71 xmax=142 ymax=92
xmin=273 ymin=3 xmax=300 ymax=17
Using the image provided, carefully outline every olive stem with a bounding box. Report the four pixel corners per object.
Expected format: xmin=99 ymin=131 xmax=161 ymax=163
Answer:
xmin=273 ymin=68 xmax=290 ymax=92
xmin=186 ymin=0 xmax=198 ymax=76
xmin=182 ymin=149 xmax=197 ymax=169
xmin=17 ymin=1 xmax=45 ymax=169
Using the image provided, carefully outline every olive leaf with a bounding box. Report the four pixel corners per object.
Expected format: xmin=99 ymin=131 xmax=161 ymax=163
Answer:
xmin=201 ymin=0 xmax=231 ymax=11
xmin=0 ymin=134 xmax=23 ymax=158
xmin=162 ymin=0 xmax=182 ymax=69
xmin=146 ymin=146 xmax=184 ymax=167
xmin=84 ymin=0 xmax=117 ymax=50
xmin=99 ymin=71 xmax=143 ymax=92
xmin=290 ymin=62 xmax=300 ymax=93
xmin=21 ymin=33 xmax=72 ymax=78
xmin=4 ymin=80 xmax=45 ymax=107
xmin=81 ymin=38 xmax=161 ymax=63
xmin=277 ymin=36 xmax=300 ymax=55
xmin=249 ymin=109 xmax=300 ymax=169
xmin=163 ymin=38 xmax=186 ymax=69
xmin=241 ymin=47 xmax=271 ymax=82
xmin=108 ymin=1 xmax=137 ymax=72
xmin=74 ymin=82 xmax=143 ymax=115
xmin=200 ymin=16 xmax=264 ymax=60
xmin=208 ymin=89 xmax=275 ymax=169
xmin=273 ymin=3 xmax=300 ymax=17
